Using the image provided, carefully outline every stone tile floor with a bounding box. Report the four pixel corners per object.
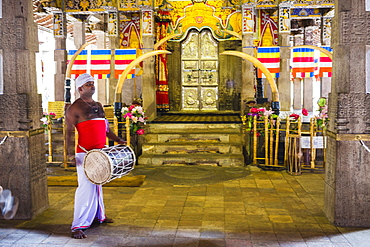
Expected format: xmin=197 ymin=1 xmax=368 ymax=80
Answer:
xmin=1 ymin=165 xmax=370 ymax=246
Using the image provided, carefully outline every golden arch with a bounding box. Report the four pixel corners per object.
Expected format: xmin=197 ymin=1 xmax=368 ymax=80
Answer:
xmin=65 ymin=41 xmax=94 ymax=78
xmin=154 ymin=33 xmax=183 ymax=50
xmin=220 ymin=51 xmax=279 ymax=102
xmin=289 ymin=45 xmax=333 ymax=60
xmin=222 ymin=30 xmax=242 ymax=40
xmin=115 ymin=50 xmax=172 ymax=102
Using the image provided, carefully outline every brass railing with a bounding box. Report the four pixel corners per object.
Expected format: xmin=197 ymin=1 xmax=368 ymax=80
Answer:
xmin=243 ymin=115 xmax=326 ymax=174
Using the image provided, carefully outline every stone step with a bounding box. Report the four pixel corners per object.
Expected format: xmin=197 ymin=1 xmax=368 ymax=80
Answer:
xmin=147 ymin=123 xmax=242 ymax=134
xmin=138 ymin=153 xmax=245 ymax=167
xmin=142 ymin=142 xmax=243 ymax=155
xmin=143 ymin=133 xmax=243 ymax=144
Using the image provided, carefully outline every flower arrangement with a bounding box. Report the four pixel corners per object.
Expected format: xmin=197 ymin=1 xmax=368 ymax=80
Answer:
xmin=40 ymin=112 xmax=56 ymax=130
xmin=243 ymin=107 xmax=276 ymax=136
xmin=121 ymin=105 xmax=147 ymax=135
xmin=315 ymin=97 xmax=329 ymax=129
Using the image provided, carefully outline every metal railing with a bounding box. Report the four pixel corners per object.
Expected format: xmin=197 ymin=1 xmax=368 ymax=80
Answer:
xmin=243 ymin=115 xmax=326 ymax=174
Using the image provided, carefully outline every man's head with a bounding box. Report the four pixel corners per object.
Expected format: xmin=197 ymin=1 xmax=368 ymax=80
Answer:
xmin=75 ymin=74 xmax=94 ymax=91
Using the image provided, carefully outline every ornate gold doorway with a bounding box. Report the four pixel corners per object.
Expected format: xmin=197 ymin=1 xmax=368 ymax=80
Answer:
xmin=181 ymin=29 xmax=219 ymax=111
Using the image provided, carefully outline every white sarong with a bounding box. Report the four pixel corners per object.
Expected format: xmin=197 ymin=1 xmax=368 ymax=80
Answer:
xmin=71 ymin=153 xmax=106 ymax=231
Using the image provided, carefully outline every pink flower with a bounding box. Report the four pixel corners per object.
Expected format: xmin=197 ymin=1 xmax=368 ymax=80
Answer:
xmin=264 ymin=109 xmax=274 ymax=116
xmin=123 ymin=112 xmax=133 ymax=118
xmin=138 ymin=117 xmax=145 ymax=123
xmin=136 ymin=129 xmax=145 ymax=135
xmin=302 ymin=108 xmax=308 ymax=116
xmin=49 ymin=112 xmax=56 ymax=117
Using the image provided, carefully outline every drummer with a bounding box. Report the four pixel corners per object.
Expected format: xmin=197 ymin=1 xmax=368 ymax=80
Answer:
xmin=65 ymin=73 xmax=126 ymax=239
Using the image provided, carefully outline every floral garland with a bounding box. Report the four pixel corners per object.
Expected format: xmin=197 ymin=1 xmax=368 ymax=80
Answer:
xmin=315 ymin=97 xmax=329 ymax=129
xmin=40 ymin=112 xmax=56 ymax=130
xmin=121 ymin=105 xmax=147 ymax=135
xmin=243 ymin=107 xmax=275 ymax=136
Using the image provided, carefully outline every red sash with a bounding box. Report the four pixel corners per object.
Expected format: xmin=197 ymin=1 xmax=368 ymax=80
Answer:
xmin=75 ymin=119 xmax=107 ymax=153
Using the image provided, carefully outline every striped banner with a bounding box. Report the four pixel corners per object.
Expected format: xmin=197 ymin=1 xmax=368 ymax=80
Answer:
xmin=67 ymin=50 xmax=88 ymax=79
xmin=90 ymin=49 xmax=111 ymax=79
xmin=291 ymin=48 xmax=316 ymax=78
xmin=319 ymin=46 xmax=332 ymax=78
xmin=257 ymin=47 xmax=280 ymax=78
xmin=114 ymin=49 xmax=137 ymax=79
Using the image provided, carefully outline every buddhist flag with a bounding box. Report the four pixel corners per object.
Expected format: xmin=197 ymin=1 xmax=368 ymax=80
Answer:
xmin=67 ymin=50 xmax=88 ymax=79
xmin=114 ymin=49 xmax=136 ymax=79
xmin=90 ymin=49 xmax=111 ymax=79
xmin=319 ymin=46 xmax=332 ymax=78
xmin=257 ymin=47 xmax=280 ymax=78
xmin=291 ymin=48 xmax=315 ymax=78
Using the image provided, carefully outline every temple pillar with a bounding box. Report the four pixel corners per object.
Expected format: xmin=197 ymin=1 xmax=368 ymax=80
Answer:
xmin=278 ymin=33 xmax=292 ymax=111
xmin=95 ymin=30 xmax=108 ymax=104
xmin=292 ymin=78 xmax=302 ymax=110
xmin=54 ymin=13 xmax=67 ymax=102
xmin=324 ymin=0 xmax=370 ymax=227
xmin=321 ymin=77 xmax=331 ymax=98
xmin=108 ymin=33 xmax=120 ymax=105
xmin=241 ymin=33 xmax=255 ymax=114
xmin=0 ymin=0 xmax=48 ymax=219
xmin=141 ymin=35 xmax=156 ymax=120
xmin=303 ymin=78 xmax=313 ymax=111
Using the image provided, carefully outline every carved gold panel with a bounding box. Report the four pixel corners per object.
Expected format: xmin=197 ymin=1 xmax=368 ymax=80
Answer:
xmin=182 ymin=87 xmax=199 ymax=110
xmin=181 ymin=32 xmax=199 ymax=60
xmin=182 ymin=60 xmax=199 ymax=86
xmin=201 ymin=87 xmax=218 ymax=110
xmin=181 ymin=29 xmax=219 ymax=111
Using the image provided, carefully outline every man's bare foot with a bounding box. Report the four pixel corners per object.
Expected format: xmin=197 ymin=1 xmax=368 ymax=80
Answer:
xmin=71 ymin=230 xmax=87 ymax=239
xmin=102 ymin=217 xmax=114 ymax=223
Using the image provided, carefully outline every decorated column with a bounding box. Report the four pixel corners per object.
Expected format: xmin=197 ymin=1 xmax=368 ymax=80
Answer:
xmin=141 ymin=8 xmax=156 ymax=121
xmin=53 ymin=11 xmax=67 ymax=101
xmin=324 ymin=0 xmax=370 ymax=227
xmin=241 ymin=4 xmax=256 ymax=113
xmin=278 ymin=2 xmax=292 ymax=111
xmin=0 ymin=0 xmax=48 ymax=219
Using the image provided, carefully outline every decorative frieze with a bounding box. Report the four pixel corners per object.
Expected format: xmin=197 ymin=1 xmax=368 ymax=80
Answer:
xmin=0 ymin=18 xmax=25 ymax=49
xmin=341 ymin=12 xmax=368 ymax=44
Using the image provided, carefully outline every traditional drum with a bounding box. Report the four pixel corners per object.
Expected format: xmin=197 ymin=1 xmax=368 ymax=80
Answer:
xmin=83 ymin=145 xmax=136 ymax=185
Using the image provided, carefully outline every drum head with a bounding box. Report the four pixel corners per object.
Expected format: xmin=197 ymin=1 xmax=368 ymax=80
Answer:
xmin=84 ymin=150 xmax=113 ymax=185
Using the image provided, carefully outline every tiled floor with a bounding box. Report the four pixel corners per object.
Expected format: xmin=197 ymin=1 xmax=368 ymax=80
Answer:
xmin=1 ymin=165 xmax=370 ymax=246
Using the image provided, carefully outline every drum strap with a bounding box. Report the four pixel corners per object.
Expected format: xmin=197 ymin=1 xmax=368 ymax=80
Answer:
xmin=78 ymin=145 xmax=88 ymax=153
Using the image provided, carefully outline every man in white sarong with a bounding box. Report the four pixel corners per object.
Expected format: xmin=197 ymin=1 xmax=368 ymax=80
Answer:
xmin=65 ymin=74 xmax=125 ymax=239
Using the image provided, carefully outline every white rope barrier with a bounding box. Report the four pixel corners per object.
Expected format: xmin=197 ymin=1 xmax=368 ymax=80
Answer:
xmin=0 ymin=136 xmax=7 ymax=145
xmin=359 ymin=140 xmax=370 ymax=153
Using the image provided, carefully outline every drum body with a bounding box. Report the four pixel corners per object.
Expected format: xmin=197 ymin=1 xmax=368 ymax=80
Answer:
xmin=83 ymin=145 xmax=136 ymax=185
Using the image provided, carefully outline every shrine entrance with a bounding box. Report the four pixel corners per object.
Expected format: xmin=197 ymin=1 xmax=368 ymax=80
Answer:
xmin=181 ymin=29 xmax=219 ymax=111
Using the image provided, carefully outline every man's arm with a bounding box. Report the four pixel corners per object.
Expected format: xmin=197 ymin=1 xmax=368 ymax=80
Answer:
xmin=106 ymin=128 xmax=126 ymax=144
xmin=65 ymin=105 xmax=77 ymax=158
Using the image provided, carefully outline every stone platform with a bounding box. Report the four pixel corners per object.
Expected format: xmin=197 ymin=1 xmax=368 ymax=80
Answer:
xmin=139 ymin=122 xmax=245 ymax=167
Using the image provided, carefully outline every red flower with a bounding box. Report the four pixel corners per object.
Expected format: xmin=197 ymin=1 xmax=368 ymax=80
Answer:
xmin=302 ymin=108 xmax=308 ymax=116
xmin=257 ymin=108 xmax=265 ymax=112
xmin=250 ymin=108 xmax=258 ymax=114
xmin=128 ymin=105 xmax=136 ymax=111
xmin=289 ymin=114 xmax=300 ymax=120
xmin=136 ymin=129 xmax=145 ymax=135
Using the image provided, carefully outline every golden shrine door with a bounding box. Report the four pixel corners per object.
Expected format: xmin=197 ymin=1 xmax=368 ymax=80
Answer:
xmin=181 ymin=30 xmax=219 ymax=111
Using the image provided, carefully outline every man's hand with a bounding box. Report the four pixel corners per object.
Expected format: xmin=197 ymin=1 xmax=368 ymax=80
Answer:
xmin=117 ymin=139 xmax=127 ymax=145
xmin=68 ymin=155 xmax=76 ymax=163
